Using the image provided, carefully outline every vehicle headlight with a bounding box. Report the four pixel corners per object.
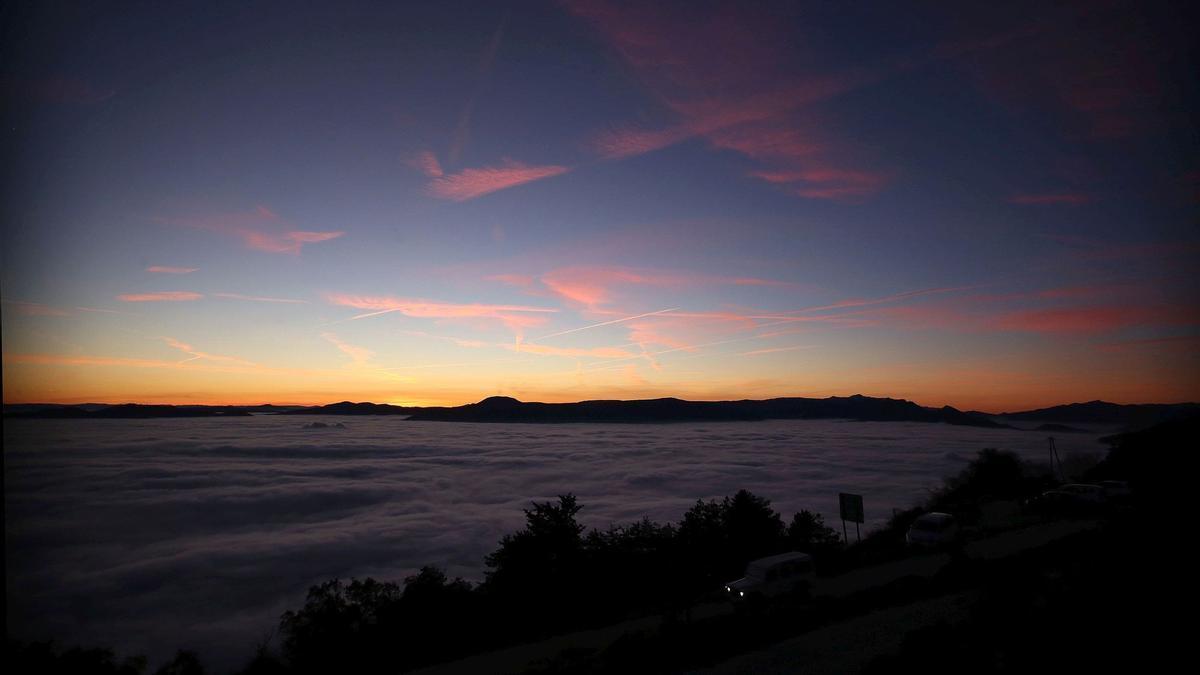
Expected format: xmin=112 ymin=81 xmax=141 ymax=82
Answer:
xmin=739 ymin=591 xmax=745 ymax=597
xmin=725 ymin=586 xmax=731 ymax=593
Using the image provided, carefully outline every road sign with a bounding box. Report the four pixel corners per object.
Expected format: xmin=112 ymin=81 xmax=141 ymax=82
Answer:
xmin=839 ymin=492 xmax=864 ymax=524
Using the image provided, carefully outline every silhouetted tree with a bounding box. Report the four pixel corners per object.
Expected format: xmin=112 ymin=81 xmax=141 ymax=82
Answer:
xmin=153 ymin=650 xmax=205 ymax=675
xmin=5 ymin=639 xmax=147 ymax=674
xmin=937 ymin=448 xmax=1045 ymax=505
xmin=722 ymin=489 xmax=785 ymax=561
xmin=582 ymin=518 xmax=681 ymax=617
xmin=279 ymin=578 xmax=402 ymax=673
xmin=787 ymin=510 xmax=841 ymax=555
xmin=483 ymin=494 xmax=586 ymax=626
xmin=677 ymin=490 xmax=786 ymax=587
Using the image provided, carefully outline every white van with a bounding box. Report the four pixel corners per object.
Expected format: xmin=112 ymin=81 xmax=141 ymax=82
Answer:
xmin=724 ymin=552 xmax=815 ymax=600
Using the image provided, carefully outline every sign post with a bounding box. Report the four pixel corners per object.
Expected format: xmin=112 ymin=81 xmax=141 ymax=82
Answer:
xmin=839 ymin=492 xmax=864 ymax=544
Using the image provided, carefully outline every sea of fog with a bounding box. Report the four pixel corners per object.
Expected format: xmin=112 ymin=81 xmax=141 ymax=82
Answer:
xmin=4 ymin=416 xmax=1110 ymax=670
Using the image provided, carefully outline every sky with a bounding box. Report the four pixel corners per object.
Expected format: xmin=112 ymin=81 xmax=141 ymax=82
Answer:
xmin=2 ymin=0 xmax=1197 ymax=411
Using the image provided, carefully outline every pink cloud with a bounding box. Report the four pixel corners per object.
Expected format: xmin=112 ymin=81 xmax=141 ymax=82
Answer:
xmin=626 ymin=322 xmax=698 ymax=352
xmin=160 ymin=206 xmax=344 ymax=254
xmin=146 ymin=266 xmax=199 ymax=274
xmin=534 ymin=308 xmax=679 ymax=340
xmin=536 ymin=265 xmax=794 ymax=308
xmin=1096 ymin=335 xmax=1200 ymax=352
xmin=567 ymin=2 xmax=889 ymax=200
xmin=591 ymin=125 xmax=696 ymax=160
xmin=117 ymin=292 xmax=203 ymax=302
xmin=326 ymin=293 xmax=556 ymax=335
xmin=409 ymin=151 xmax=444 ymax=177
xmin=991 ymin=306 xmax=1196 ymax=334
xmin=425 ymin=161 xmax=571 ymax=201
xmin=1010 ymin=193 xmax=1091 ymax=205
xmin=750 ymin=167 xmax=891 ymax=200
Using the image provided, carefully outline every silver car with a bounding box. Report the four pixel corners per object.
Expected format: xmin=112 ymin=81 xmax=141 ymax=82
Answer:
xmin=724 ymin=551 xmax=815 ymax=601
xmin=906 ymin=512 xmax=961 ymax=547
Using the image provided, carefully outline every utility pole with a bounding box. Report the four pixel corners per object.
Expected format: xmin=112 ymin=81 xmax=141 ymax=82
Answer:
xmin=1048 ymin=437 xmax=1064 ymax=482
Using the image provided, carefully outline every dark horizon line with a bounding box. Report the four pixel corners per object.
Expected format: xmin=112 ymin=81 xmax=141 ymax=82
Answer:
xmin=5 ymin=393 xmax=1198 ymax=417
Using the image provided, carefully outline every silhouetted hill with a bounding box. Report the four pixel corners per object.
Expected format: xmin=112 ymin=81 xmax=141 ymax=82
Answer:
xmin=999 ymin=400 xmax=1198 ymax=429
xmin=282 ymin=401 xmax=420 ymax=415
xmin=5 ymin=404 xmax=253 ymax=419
xmin=406 ymin=394 xmax=1009 ymax=426
xmin=9 ymin=398 xmax=1194 ymax=427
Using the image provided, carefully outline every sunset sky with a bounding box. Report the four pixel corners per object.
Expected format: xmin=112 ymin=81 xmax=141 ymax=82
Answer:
xmin=2 ymin=0 xmax=1197 ymax=411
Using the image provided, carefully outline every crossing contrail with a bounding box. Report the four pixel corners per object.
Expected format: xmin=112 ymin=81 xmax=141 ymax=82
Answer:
xmin=531 ymin=308 xmax=678 ymax=341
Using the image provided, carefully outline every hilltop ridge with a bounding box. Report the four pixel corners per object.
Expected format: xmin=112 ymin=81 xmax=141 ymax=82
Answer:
xmin=7 ymin=396 xmax=1195 ymax=429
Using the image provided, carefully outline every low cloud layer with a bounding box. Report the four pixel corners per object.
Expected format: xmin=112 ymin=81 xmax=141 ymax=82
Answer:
xmin=4 ymin=417 xmax=1106 ymax=669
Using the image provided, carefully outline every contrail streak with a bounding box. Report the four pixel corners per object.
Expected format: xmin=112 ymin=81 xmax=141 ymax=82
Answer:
xmin=532 ymin=308 xmax=678 ymax=341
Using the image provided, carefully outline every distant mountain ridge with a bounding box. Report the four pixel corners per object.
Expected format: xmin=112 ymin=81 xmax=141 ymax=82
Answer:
xmin=6 ymin=396 xmax=1196 ymax=428
xmin=281 ymin=401 xmax=419 ymax=415
xmin=403 ymin=394 xmax=1008 ymax=427
xmin=998 ymin=400 xmax=1199 ymax=428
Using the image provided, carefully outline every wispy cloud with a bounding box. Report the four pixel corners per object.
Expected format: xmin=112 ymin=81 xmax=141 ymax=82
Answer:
xmin=533 ymin=308 xmax=679 ymax=341
xmin=409 ymin=151 xmax=444 ymax=178
xmin=162 ymin=337 xmax=257 ymax=366
xmin=990 ymin=306 xmax=1194 ymax=334
xmin=425 ymin=160 xmax=571 ymax=201
xmin=505 ymin=343 xmax=636 ymax=359
xmin=1 ymin=299 xmax=71 ymax=316
xmin=321 ymin=332 xmax=375 ymax=366
xmin=739 ymin=344 xmax=815 ymax=356
xmin=326 ymin=293 xmax=557 ymax=335
xmin=567 ymin=2 xmax=889 ymax=200
xmin=785 ymin=286 xmax=976 ymax=315
xmin=397 ymin=329 xmax=489 ymax=349
xmin=951 ymin=5 xmax=1170 ymax=140
xmin=1095 ymin=334 xmax=1200 ymax=351
xmin=449 ymin=15 xmax=507 ymax=164
xmin=1009 ymin=193 xmax=1091 ymax=205
xmin=117 ymin=292 xmax=204 ymax=302
xmin=160 ymin=205 xmax=344 ymax=254
xmin=213 ymin=293 xmax=307 ymax=304
xmin=0 ymin=353 xmax=293 ymax=376
xmin=533 ymin=266 xmax=795 ymax=308
xmin=146 ymin=266 xmax=199 ymax=274
xmin=75 ymin=306 xmax=138 ymax=316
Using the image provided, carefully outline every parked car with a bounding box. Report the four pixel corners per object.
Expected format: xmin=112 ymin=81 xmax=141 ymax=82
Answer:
xmin=1024 ymin=484 xmax=1107 ymax=517
xmin=1023 ymin=490 xmax=1080 ymax=517
xmin=905 ymin=512 xmax=961 ymax=548
xmin=1057 ymin=483 xmax=1107 ymax=504
xmin=1098 ymin=480 xmax=1132 ymax=500
xmin=724 ymin=552 xmax=815 ymax=601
